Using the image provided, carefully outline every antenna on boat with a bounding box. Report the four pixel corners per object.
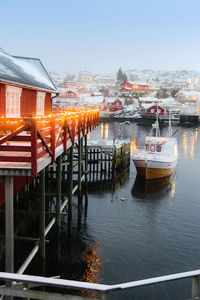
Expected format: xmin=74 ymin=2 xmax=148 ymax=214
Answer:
xmin=115 ymin=121 xmax=130 ymax=144
xmin=168 ymin=113 xmax=172 ymax=138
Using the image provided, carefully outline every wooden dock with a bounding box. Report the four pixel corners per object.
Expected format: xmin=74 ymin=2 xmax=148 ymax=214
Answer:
xmin=0 ymin=108 xmax=99 ymax=292
xmin=87 ymin=139 xmax=130 ymax=182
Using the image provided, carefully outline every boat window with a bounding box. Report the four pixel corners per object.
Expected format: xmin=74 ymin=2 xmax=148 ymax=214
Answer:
xmin=145 ymin=144 xmax=149 ymax=151
xmin=157 ymin=145 xmax=161 ymax=152
xmin=150 ymin=145 xmax=155 ymax=152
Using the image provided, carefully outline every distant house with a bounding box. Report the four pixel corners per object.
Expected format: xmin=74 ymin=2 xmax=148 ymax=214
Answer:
xmin=96 ymin=74 xmax=116 ymax=86
xmin=91 ymin=92 xmax=103 ymax=97
xmin=78 ymin=71 xmax=96 ymax=83
xmin=138 ymin=97 xmax=158 ymax=107
xmin=141 ymin=104 xmax=167 ymax=118
xmin=59 ymin=88 xmax=78 ymax=98
xmin=176 ymin=90 xmax=200 ymax=104
xmin=121 ymin=81 xmax=151 ymax=93
xmin=0 ymin=48 xmax=57 ymax=118
xmin=102 ymin=97 xmax=124 ymax=112
xmin=54 ymin=88 xmax=79 ymax=107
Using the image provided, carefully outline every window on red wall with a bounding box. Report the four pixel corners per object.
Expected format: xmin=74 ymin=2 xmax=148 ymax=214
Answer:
xmin=37 ymin=92 xmax=46 ymax=115
xmin=6 ymin=86 xmax=22 ymax=117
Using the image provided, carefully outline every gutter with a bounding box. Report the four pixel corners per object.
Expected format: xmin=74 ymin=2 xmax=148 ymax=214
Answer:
xmin=0 ymin=79 xmax=57 ymax=94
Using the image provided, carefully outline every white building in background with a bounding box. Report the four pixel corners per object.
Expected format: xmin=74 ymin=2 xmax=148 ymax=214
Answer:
xmin=78 ymin=71 xmax=96 ymax=83
xmin=187 ymin=77 xmax=200 ymax=85
xmin=176 ymin=90 xmax=200 ymax=111
xmin=96 ymin=73 xmax=116 ymax=86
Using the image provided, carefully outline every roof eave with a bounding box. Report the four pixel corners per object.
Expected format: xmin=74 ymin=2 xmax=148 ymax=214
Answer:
xmin=0 ymin=78 xmax=57 ymax=93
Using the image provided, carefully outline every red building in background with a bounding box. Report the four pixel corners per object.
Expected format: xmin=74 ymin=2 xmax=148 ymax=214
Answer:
xmin=121 ymin=81 xmax=151 ymax=93
xmin=102 ymin=97 xmax=124 ymax=112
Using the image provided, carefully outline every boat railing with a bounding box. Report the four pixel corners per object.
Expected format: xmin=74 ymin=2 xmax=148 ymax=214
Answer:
xmin=0 ymin=269 xmax=200 ymax=299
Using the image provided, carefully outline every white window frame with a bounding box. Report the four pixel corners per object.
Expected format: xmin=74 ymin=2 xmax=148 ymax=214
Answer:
xmin=6 ymin=86 xmax=22 ymax=118
xmin=36 ymin=92 xmax=45 ymax=116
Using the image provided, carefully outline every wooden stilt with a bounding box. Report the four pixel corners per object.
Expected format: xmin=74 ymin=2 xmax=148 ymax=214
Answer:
xmin=84 ymin=135 xmax=88 ymax=208
xmin=39 ymin=169 xmax=45 ymax=276
xmin=56 ymin=155 xmax=62 ymax=262
xmin=67 ymin=147 xmax=73 ymax=236
xmin=78 ymin=138 xmax=82 ymax=208
xmin=5 ymin=175 xmax=14 ymax=300
xmin=100 ymin=149 xmax=103 ymax=181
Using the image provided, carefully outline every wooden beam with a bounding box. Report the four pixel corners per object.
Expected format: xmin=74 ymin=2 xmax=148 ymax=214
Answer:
xmin=0 ymin=124 xmax=30 ymax=146
xmin=37 ymin=129 xmax=53 ymax=157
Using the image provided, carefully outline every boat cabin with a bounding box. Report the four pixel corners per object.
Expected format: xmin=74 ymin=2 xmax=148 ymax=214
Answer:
xmin=0 ymin=48 xmax=57 ymax=118
xmin=145 ymin=142 xmax=162 ymax=152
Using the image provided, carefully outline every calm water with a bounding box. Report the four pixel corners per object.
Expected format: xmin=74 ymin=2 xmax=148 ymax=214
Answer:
xmin=48 ymin=122 xmax=200 ymax=300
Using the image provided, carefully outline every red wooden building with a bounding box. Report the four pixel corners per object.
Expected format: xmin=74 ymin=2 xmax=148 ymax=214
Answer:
xmin=0 ymin=49 xmax=99 ymax=205
xmin=141 ymin=104 xmax=167 ymax=117
xmin=121 ymin=81 xmax=151 ymax=93
xmin=0 ymin=50 xmax=57 ymax=118
xmin=59 ymin=89 xmax=78 ymax=98
xmin=102 ymin=97 xmax=124 ymax=112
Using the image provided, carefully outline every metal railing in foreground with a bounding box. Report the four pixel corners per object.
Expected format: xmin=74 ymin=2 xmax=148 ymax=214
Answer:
xmin=0 ymin=269 xmax=200 ymax=299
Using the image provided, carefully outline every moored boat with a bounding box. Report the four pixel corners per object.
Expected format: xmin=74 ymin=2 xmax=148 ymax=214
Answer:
xmin=132 ymin=116 xmax=178 ymax=180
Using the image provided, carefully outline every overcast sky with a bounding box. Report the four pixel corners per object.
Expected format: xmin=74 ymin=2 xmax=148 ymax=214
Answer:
xmin=1 ymin=0 xmax=200 ymax=75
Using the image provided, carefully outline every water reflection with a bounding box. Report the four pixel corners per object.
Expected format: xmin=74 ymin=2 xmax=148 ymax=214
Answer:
xmin=80 ymin=246 xmax=102 ymax=283
xmin=88 ymin=169 xmax=130 ymax=195
xmin=101 ymin=123 xmax=109 ymax=139
xmin=130 ymin=139 xmax=138 ymax=155
xmin=182 ymin=128 xmax=199 ymax=159
xmin=170 ymin=179 xmax=176 ymax=198
xmin=131 ymin=175 xmax=175 ymax=200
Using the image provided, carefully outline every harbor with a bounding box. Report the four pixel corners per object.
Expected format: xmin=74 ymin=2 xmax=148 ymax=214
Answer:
xmin=1 ymin=1 xmax=200 ymax=298
xmin=1 ymin=120 xmax=200 ymax=299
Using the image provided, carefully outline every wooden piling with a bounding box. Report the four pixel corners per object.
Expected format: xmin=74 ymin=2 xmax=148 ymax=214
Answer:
xmin=100 ymin=149 xmax=103 ymax=181
xmin=67 ymin=147 xmax=73 ymax=235
xmin=78 ymin=137 xmax=83 ymax=207
xmin=39 ymin=169 xmax=45 ymax=276
xmin=84 ymin=135 xmax=88 ymax=208
xmin=5 ymin=176 xmax=14 ymax=300
xmin=56 ymin=155 xmax=62 ymax=261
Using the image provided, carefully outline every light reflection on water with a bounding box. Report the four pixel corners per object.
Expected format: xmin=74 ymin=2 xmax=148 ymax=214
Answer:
xmin=101 ymin=123 xmax=109 ymax=139
xmin=181 ymin=128 xmax=199 ymax=160
xmin=62 ymin=122 xmax=200 ymax=300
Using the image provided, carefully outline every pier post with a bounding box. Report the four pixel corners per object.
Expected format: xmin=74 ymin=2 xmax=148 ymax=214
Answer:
xmin=192 ymin=275 xmax=199 ymax=299
xmin=5 ymin=175 xmax=14 ymax=300
xmin=78 ymin=137 xmax=83 ymax=228
xmin=56 ymin=155 xmax=62 ymax=261
xmin=101 ymin=293 xmax=110 ymax=300
xmin=67 ymin=147 xmax=73 ymax=235
xmin=84 ymin=134 xmax=88 ymax=208
xmin=78 ymin=137 xmax=83 ymax=207
xmin=39 ymin=169 xmax=45 ymax=276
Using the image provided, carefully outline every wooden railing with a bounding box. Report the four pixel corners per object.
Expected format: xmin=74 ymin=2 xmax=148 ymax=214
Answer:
xmin=0 ymin=109 xmax=99 ymax=177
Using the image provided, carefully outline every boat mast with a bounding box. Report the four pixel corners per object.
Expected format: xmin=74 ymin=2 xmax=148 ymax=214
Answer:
xmin=155 ymin=103 xmax=160 ymax=137
xmin=168 ymin=113 xmax=172 ymax=138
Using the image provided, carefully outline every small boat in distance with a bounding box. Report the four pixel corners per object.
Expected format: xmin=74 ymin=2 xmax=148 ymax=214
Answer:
xmin=132 ymin=115 xmax=178 ymax=180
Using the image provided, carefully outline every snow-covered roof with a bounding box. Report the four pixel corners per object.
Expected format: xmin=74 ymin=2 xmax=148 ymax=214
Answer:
xmin=0 ymin=48 xmax=57 ymax=92
xmin=91 ymin=91 xmax=103 ymax=96
xmin=80 ymin=94 xmax=104 ymax=104
xmin=127 ymin=81 xmax=149 ymax=86
xmin=139 ymin=97 xmax=158 ymax=102
xmin=179 ymin=90 xmax=200 ymax=96
xmin=141 ymin=103 xmax=166 ymax=110
xmin=58 ymin=88 xmax=78 ymax=94
xmin=105 ymin=96 xmax=117 ymax=103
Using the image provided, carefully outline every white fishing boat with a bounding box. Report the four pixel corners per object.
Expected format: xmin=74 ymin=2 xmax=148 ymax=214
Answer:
xmin=132 ymin=116 xmax=178 ymax=180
